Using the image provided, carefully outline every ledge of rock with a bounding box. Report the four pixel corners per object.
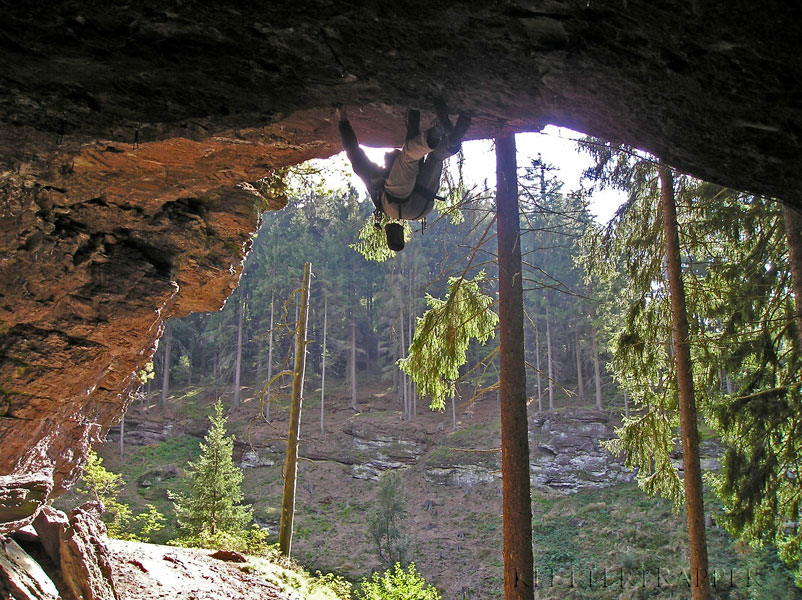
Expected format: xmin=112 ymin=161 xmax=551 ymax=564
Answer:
xmin=344 ymin=414 xmax=429 ymax=480
xmin=1 ymin=1 xmax=801 ymax=529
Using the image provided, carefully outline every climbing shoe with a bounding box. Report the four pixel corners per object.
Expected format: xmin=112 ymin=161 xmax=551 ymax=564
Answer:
xmin=446 ymin=113 xmax=472 ymax=153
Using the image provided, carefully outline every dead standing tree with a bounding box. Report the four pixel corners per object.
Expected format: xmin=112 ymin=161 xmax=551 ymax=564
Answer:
xmin=278 ymin=261 xmax=312 ymax=557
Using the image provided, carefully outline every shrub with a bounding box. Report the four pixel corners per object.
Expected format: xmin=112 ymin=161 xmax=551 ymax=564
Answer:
xmin=355 ymin=563 xmax=440 ymax=600
xmin=75 ymin=450 xmax=165 ymax=541
xmin=367 ymin=471 xmax=408 ymax=568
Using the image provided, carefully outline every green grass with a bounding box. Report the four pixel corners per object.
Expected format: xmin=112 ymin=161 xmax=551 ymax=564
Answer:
xmin=527 ymin=484 xmax=802 ymax=599
xmin=172 ymin=387 xmax=209 ymax=419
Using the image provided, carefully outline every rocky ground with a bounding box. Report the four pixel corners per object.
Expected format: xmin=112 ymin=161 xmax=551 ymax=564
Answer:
xmin=107 ymin=539 xmax=292 ymax=600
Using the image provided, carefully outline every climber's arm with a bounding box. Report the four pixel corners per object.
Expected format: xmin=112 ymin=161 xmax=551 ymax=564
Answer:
xmin=338 ymin=118 xmax=379 ymax=184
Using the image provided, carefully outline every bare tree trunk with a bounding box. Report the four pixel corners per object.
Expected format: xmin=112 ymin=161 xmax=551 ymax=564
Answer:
xmin=256 ymin=341 xmax=263 ymax=385
xmin=411 ymin=256 xmax=418 ymax=420
xmin=408 ymin=285 xmax=415 ymax=421
xmin=119 ymin=411 xmax=125 ymax=457
xmin=187 ymin=339 xmax=193 ymax=387
xmin=160 ymin=324 xmax=171 ymax=409
xmin=349 ymin=316 xmax=357 ymax=411
xmin=546 ymin=308 xmax=554 ymax=411
xmin=536 ymin=326 xmax=542 ymax=412
xmin=575 ymin=328 xmax=584 ymax=403
xmin=265 ymin=292 xmax=274 ymax=421
xmin=496 ymin=133 xmax=535 ymax=600
xmin=279 ymin=262 xmax=312 ymax=558
xmin=592 ymin=328 xmax=603 ymax=410
xmin=320 ymin=291 xmax=328 ymax=435
xmin=659 ymin=165 xmax=711 ymax=600
xmin=451 ymin=396 xmax=457 ymax=431
xmin=782 ymin=203 xmax=802 ymax=351
xmin=400 ymin=301 xmax=407 ymax=419
xmin=233 ymin=297 xmax=243 ymax=409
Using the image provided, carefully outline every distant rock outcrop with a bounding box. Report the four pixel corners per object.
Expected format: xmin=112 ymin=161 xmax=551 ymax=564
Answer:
xmin=343 ymin=414 xmax=428 ymax=480
xmin=421 ymin=409 xmax=636 ymax=493
xmin=529 ymin=410 xmax=635 ymax=494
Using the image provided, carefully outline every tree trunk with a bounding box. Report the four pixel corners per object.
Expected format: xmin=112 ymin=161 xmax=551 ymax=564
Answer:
xmin=536 ymin=327 xmax=542 ymax=412
xmin=495 ymin=133 xmax=535 ymax=600
xmin=408 ymin=284 xmax=415 ymax=421
xmin=575 ymin=328 xmax=584 ymax=403
xmin=546 ymin=308 xmax=554 ymax=411
xmin=659 ymin=165 xmax=711 ymax=600
xmin=119 ymin=411 xmax=125 ymax=457
xmin=400 ymin=301 xmax=407 ymax=419
xmin=451 ymin=396 xmax=457 ymax=431
xmin=592 ymin=328 xmax=603 ymax=410
xmin=623 ymin=388 xmax=629 ymax=418
xmin=256 ymin=340 xmax=263 ymax=385
xmin=320 ymin=291 xmax=328 ymax=435
xmin=160 ymin=324 xmax=171 ymax=409
xmin=410 ymin=255 xmax=417 ymax=420
xmin=233 ymin=297 xmax=243 ymax=409
xmin=265 ymin=292 xmax=275 ymax=421
xmin=349 ymin=316 xmax=357 ymax=411
xmin=782 ymin=203 xmax=802 ymax=351
xmin=187 ymin=339 xmax=193 ymax=387
xmin=279 ymin=262 xmax=312 ymax=558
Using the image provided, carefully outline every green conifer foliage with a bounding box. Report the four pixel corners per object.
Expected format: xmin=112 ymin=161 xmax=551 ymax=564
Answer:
xmin=171 ymin=400 xmax=252 ymax=538
xmin=581 ymin=138 xmax=802 ymax=581
xmin=367 ymin=471 xmax=409 ymax=568
xmin=399 ymin=272 xmax=498 ymax=410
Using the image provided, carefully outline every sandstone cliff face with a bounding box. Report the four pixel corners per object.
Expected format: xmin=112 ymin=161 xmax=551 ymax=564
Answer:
xmin=1 ymin=1 xmax=800 ymax=528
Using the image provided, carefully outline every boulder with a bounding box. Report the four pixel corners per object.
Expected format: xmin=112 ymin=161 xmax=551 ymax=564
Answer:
xmin=240 ymin=450 xmax=275 ymax=469
xmin=0 ymin=536 xmax=60 ymax=600
xmin=0 ymin=473 xmax=54 ymax=534
xmin=209 ymin=549 xmax=247 ymax=563
xmin=34 ymin=503 xmax=118 ymax=600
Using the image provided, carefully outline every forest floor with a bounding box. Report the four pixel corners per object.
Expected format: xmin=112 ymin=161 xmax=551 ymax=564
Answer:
xmin=59 ymin=376 xmax=802 ymax=600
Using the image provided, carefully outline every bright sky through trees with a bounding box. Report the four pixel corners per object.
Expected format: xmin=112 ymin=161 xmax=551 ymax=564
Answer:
xmin=334 ymin=125 xmax=627 ymax=224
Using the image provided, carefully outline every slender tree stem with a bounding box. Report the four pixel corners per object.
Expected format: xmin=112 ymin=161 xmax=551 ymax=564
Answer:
xmin=782 ymin=203 xmax=802 ymax=351
xmin=320 ymin=290 xmax=328 ymax=435
xmin=279 ymin=262 xmax=312 ymax=557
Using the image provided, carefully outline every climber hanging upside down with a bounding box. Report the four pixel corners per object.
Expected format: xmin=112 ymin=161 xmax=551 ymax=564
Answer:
xmin=336 ymin=102 xmax=471 ymax=251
